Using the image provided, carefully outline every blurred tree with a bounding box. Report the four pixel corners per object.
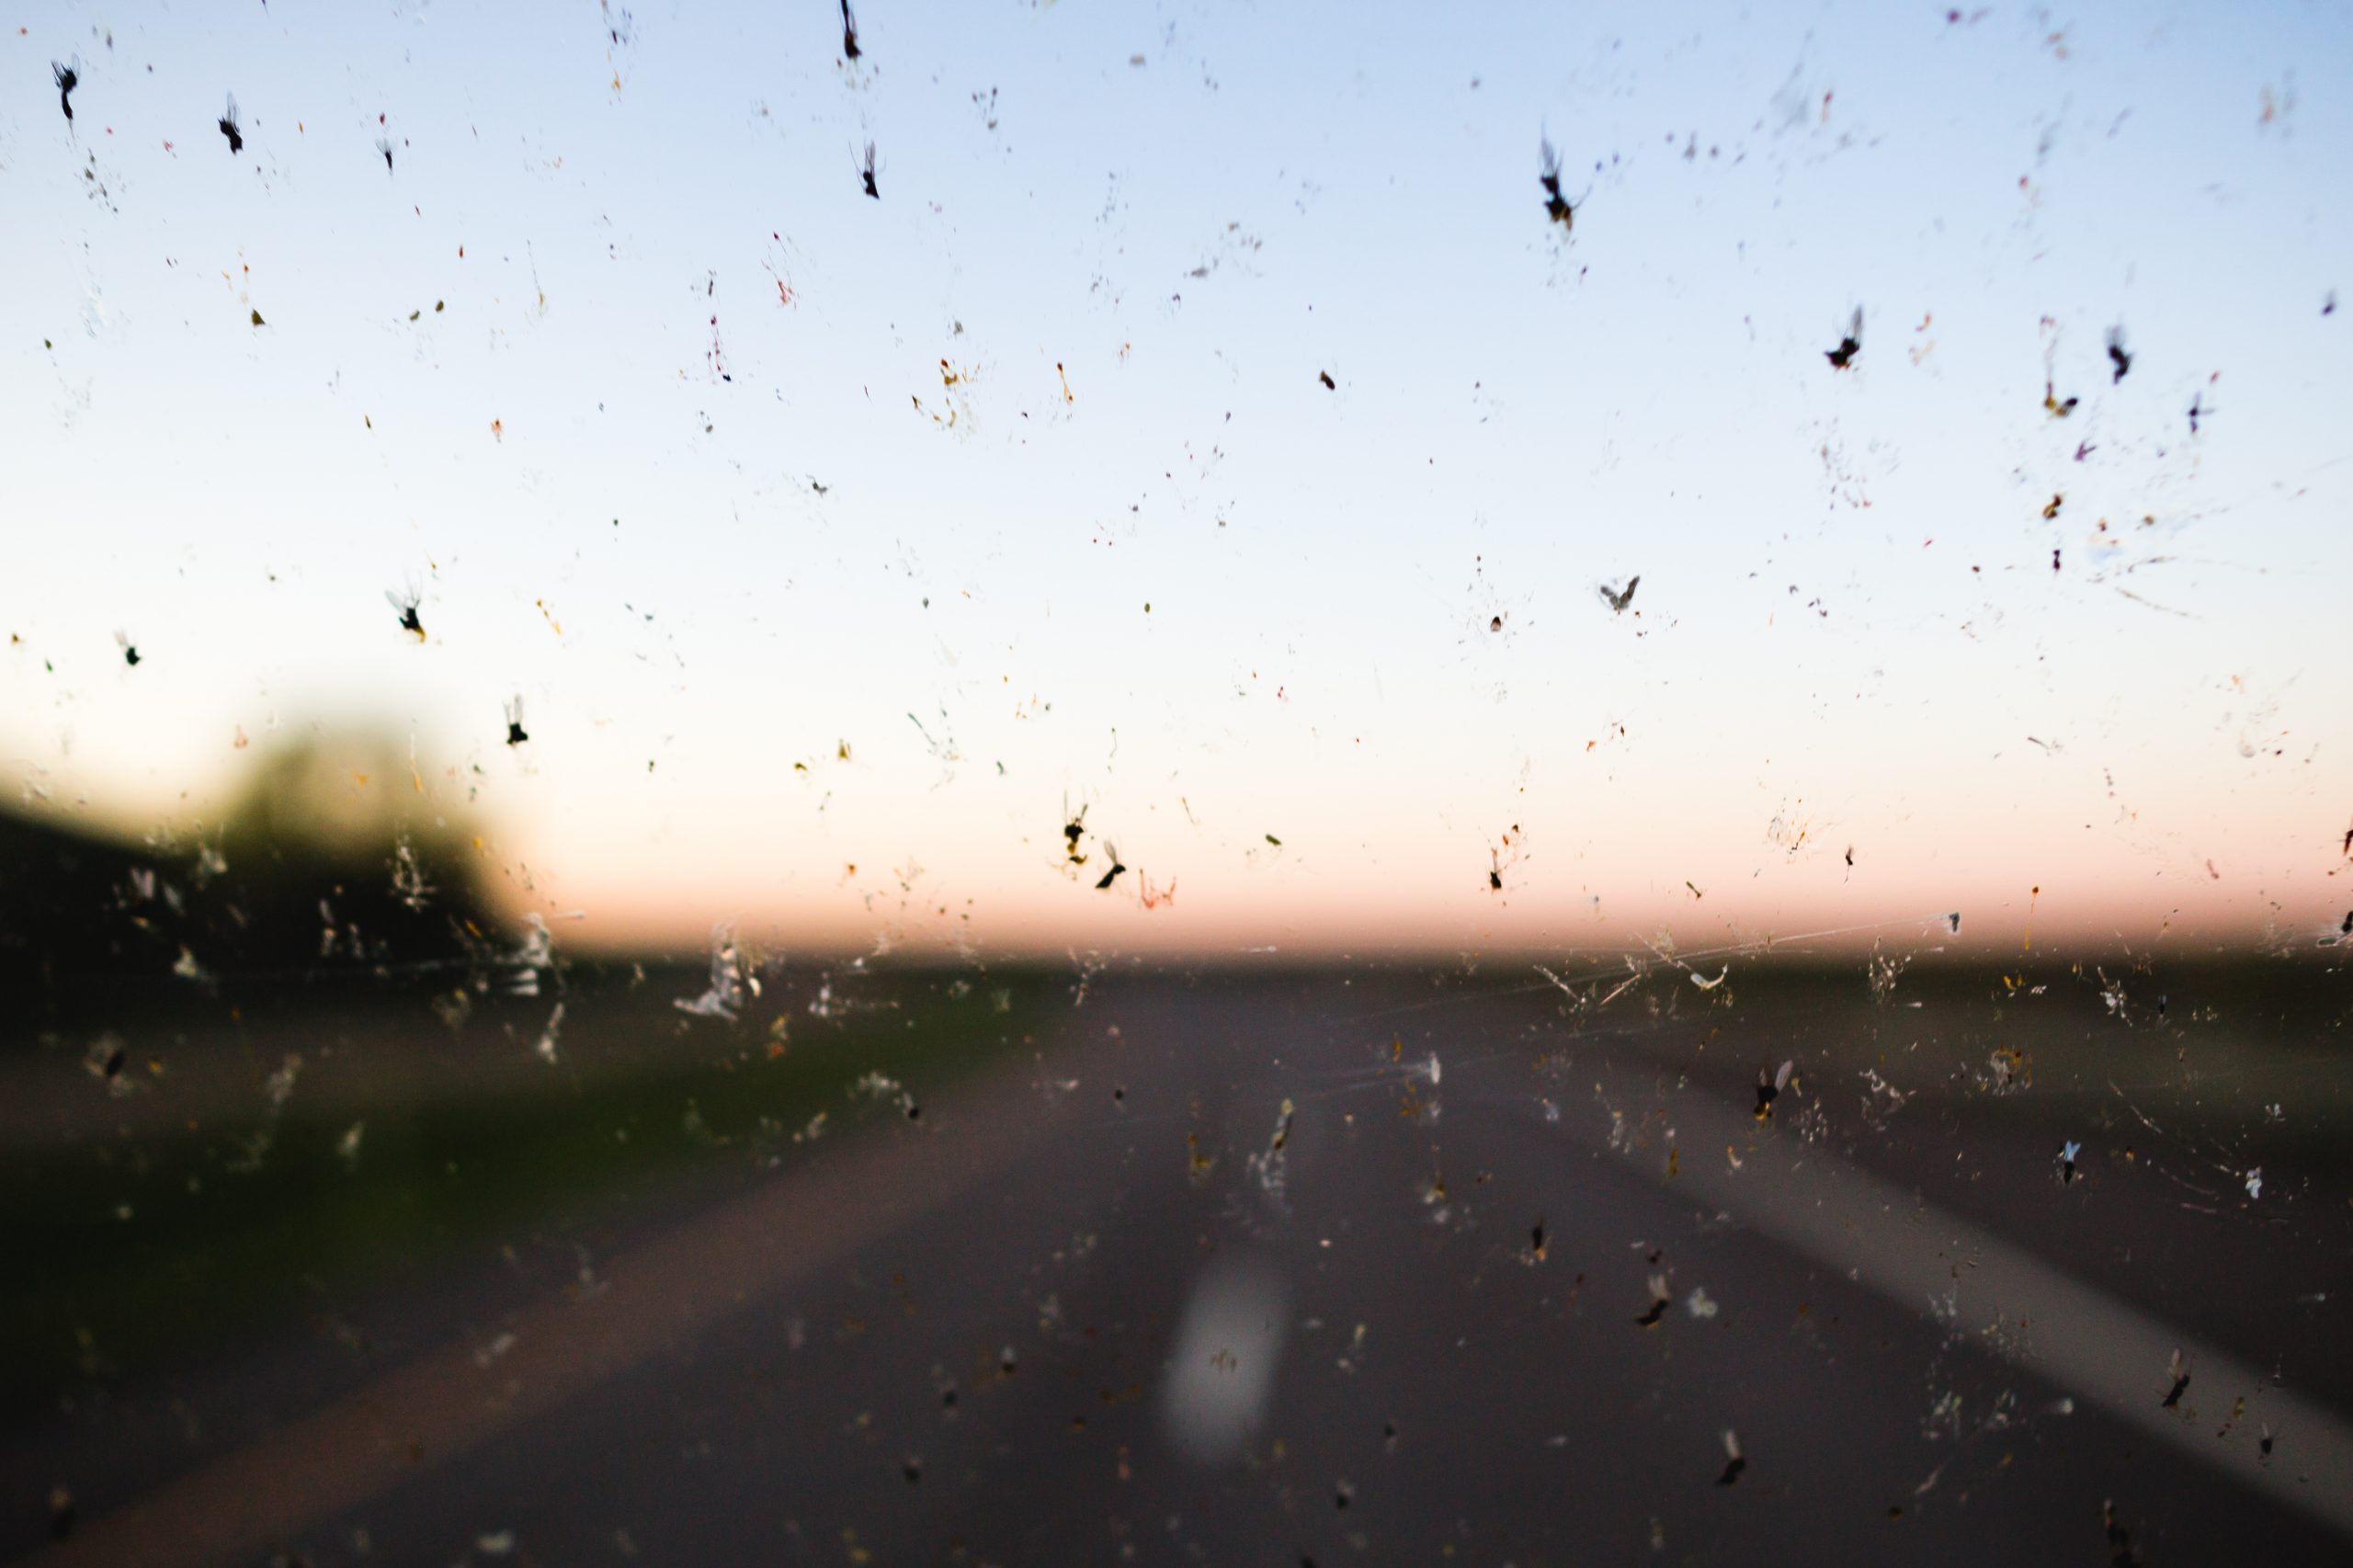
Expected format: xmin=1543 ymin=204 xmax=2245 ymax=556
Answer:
xmin=0 ymin=726 xmax=503 ymax=1011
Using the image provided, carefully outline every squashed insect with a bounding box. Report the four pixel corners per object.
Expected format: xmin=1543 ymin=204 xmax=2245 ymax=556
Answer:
xmin=1824 ymin=308 xmax=1862 ymax=369
xmin=1538 ymin=136 xmax=1581 ymax=228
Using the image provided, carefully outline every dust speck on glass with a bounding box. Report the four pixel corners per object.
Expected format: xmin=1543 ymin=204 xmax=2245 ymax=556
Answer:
xmin=4 ymin=1 xmax=2348 ymax=1562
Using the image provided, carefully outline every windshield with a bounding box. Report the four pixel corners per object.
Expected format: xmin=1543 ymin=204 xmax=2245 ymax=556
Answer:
xmin=6 ymin=1 xmax=2351 ymax=1563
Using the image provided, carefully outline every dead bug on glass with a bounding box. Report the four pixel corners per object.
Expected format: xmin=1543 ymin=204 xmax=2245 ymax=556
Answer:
xmin=1537 ymin=137 xmax=1584 ymax=229
xmin=1825 ymin=307 xmax=1862 ymax=369
xmin=1715 ymin=1428 xmax=1745 ymax=1486
xmin=386 ymin=583 xmax=426 ymax=642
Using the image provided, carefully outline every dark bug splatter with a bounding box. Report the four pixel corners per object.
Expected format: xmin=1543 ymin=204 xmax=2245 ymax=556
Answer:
xmin=2106 ymin=325 xmax=2131 ymax=383
xmin=219 ymin=95 xmax=243 ymax=154
xmin=1715 ymin=1430 xmax=1746 ymax=1486
xmin=860 ymin=141 xmax=880 ymax=199
xmin=1537 ymin=137 xmax=1578 ymax=228
xmin=53 ymin=62 xmax=78 ymax=123
xmin=1598 ymin=575 xmax=1639 ymax=614
xmin=116 ymin=631 xmax=140 ymax=667
xmin=2188 ymin=392 xmax=2205 ymax=434
xmin=1754 ymin=1060 xmax=1793 ymax=1120
xmin=1825 ymin=308 xmax=1862 ymax=369
xmin=2043 ymin=380 xmax=2078 ymax=418
xmin=1318 ymin=370 xmax=1336 ymax=390
xmin=840 ymin=0 xmax=861 ymax=60
xmin=377 ymin=136 xmax=394 ymax=173
xmin=1095 ymin=852 xmax=1128 ymax=891
xmin=2161 ymin=1349 xmax=2190 ymax=1408
xmin=504 ymin=697 xmax=529 ymax=747
xmin=387 ymin=585 xmax=426 ymax=641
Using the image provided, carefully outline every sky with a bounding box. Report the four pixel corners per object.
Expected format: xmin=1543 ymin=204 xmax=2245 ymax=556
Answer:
xmin=4 ymin=0 xmax=2351 ymax=961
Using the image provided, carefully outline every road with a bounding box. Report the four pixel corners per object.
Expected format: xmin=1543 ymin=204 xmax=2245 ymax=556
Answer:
xmin=11 ymin=962 xmax=2353 ymax=1565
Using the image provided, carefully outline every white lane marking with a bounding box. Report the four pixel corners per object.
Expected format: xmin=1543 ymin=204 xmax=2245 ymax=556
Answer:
xmin=1580 ymin=1062 xmax=2353 ymax=1538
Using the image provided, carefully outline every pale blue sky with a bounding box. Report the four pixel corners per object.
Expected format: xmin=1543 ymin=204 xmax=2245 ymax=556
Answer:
xmin=5 ymin=0 xmax=2349 ymax=954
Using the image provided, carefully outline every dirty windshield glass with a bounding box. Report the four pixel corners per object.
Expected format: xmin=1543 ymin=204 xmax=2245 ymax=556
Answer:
xmin=6 ymin=2 xmax=2353 ymax=1564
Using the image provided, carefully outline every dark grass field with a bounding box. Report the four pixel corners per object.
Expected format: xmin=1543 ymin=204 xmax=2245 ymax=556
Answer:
xmin=1 ymin=960 xmax=1054 ymax=1426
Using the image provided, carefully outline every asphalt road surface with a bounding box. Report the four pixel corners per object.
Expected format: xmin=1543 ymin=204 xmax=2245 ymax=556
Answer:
xmin=10 ymin=960 xmax=2353 ymax=1565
